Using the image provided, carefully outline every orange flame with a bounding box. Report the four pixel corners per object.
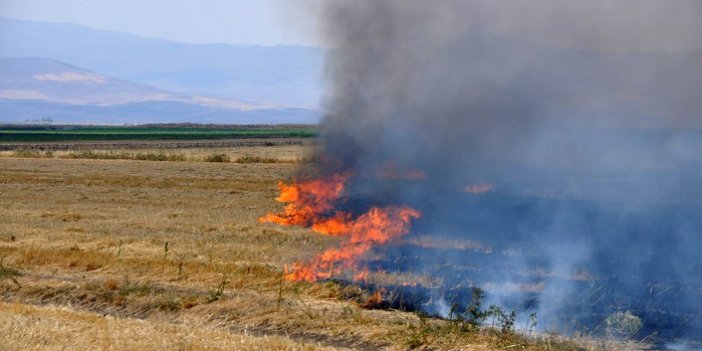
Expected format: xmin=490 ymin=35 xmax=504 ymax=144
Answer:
xmin=260 ymin=173 xmax=421 ymax=282
xmin=285 ymin=206 xmax=421 ymax=282
xmin=353 ymin=269 xmax=369 ymax=282
xmin=311 ymin=212 xmax=352 ymax=236
xmin=258 ymin=173 xmax=351 ymax=234
xmin=363 ymin=289 xmax=386 ymax=308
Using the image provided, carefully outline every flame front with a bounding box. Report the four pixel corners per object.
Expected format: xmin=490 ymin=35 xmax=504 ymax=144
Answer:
xmin=258 ymin=173 xmax=350 ymax=233
xmin=284 ymin=206 xmax=421 ymax=282
xmin=260 ymin=173 xmax=421 ymax=282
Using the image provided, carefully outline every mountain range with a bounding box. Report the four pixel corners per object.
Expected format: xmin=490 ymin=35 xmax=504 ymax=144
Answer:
xmin=2 ymin=16 xmax=701 ymax=126
xmin=0 ymin=17 xmax=323 ymax=124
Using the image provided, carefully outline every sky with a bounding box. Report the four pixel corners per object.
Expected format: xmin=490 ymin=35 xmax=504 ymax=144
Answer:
xmin=3 ymin=0 xmax=700 ymax=52
xmin=0 ymin=0 xmax=319 ymax=46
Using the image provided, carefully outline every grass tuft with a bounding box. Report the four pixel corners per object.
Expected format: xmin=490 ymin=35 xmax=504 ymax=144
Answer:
xmin=204 ymin=153 xmax=231 ymax=163
xmin=11 ymin=149 xmax=53 ymax=158
xmin=64 ymin=151 xmax=185 ymax=162
xmin=206 ymin=275 xmax=228 ymax=303
xmin=0 ymin=260 xmax=22 ymax=287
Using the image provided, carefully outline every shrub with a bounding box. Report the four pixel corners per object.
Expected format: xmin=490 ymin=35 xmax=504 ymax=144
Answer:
xmin=64 ymin=151 xmax=185 ymax=162
xmin=134 ymin=153 xmax=185 ymax=162
xmin=204 ymin=153 xmax=231 ymax=163
xmin=234 ymin=156 xmax=280 ymax=163
xmin=12 ymin=149 xmax=47 ymax=158
xmin=206 ymin=275 xmax=228 ymax=303
xmin=446 ymin=287 xmax=488 ymax=332
xmin=66 ymin=151 xmax=121 ymax=160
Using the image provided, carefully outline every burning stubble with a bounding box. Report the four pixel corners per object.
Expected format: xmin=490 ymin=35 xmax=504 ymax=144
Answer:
xmin=265 ymin=0 xmax=702 ymax=346
xmin=260 ymin=174 xmax=421 ymax=282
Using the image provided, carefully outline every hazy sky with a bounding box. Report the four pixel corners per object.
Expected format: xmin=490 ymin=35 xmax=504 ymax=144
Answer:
xmin=0 ymin=0 xmax=319 ymax=46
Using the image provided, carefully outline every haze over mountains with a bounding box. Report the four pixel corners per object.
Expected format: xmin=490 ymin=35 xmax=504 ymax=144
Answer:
xmin=2 ymin=16 xmax=701 ymax=126
xmin=0 ymin=17 xmax=322 ymax=124
xmin=2 ymin=57 xmax=183 ymax=105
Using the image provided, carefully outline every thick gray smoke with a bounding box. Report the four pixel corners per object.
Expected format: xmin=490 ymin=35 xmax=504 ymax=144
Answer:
xmin=313 ymin=1 xmax=702 ymax=346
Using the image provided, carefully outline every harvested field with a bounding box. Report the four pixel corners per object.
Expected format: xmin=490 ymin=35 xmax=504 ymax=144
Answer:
xmin=0 ymin=139 xmax=314 ymax=164
xmin=0 ymin=144 xmax=637 ymax=350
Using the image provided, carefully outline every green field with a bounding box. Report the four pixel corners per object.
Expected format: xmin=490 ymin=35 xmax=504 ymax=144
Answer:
xmin=0 ymin=125 xmax=317 ymax=142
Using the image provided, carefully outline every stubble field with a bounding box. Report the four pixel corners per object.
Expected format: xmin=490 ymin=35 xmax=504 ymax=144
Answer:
xmin=0 ymin=141 xmax=629 ymax=351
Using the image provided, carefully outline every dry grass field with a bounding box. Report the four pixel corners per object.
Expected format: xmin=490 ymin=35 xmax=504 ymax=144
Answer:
xmin=0 ymin=141 xmax=636 ymax=350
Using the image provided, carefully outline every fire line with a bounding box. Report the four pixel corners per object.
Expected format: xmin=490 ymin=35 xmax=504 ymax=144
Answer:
xmin=259 ymin=174 xmax=421 ymax=282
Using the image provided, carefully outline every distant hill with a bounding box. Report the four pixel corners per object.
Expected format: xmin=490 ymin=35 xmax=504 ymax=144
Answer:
xmin=0 ymin=57 xmax=172 ymax=105
xmin=0 ymin=17 xmax=323 ymax=107
xmin=0 ymin=57 xmax=318 ymax=124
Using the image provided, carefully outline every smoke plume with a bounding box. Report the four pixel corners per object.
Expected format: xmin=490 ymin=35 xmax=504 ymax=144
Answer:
xmin=311 ymin=0 xmax=702 ymax=345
